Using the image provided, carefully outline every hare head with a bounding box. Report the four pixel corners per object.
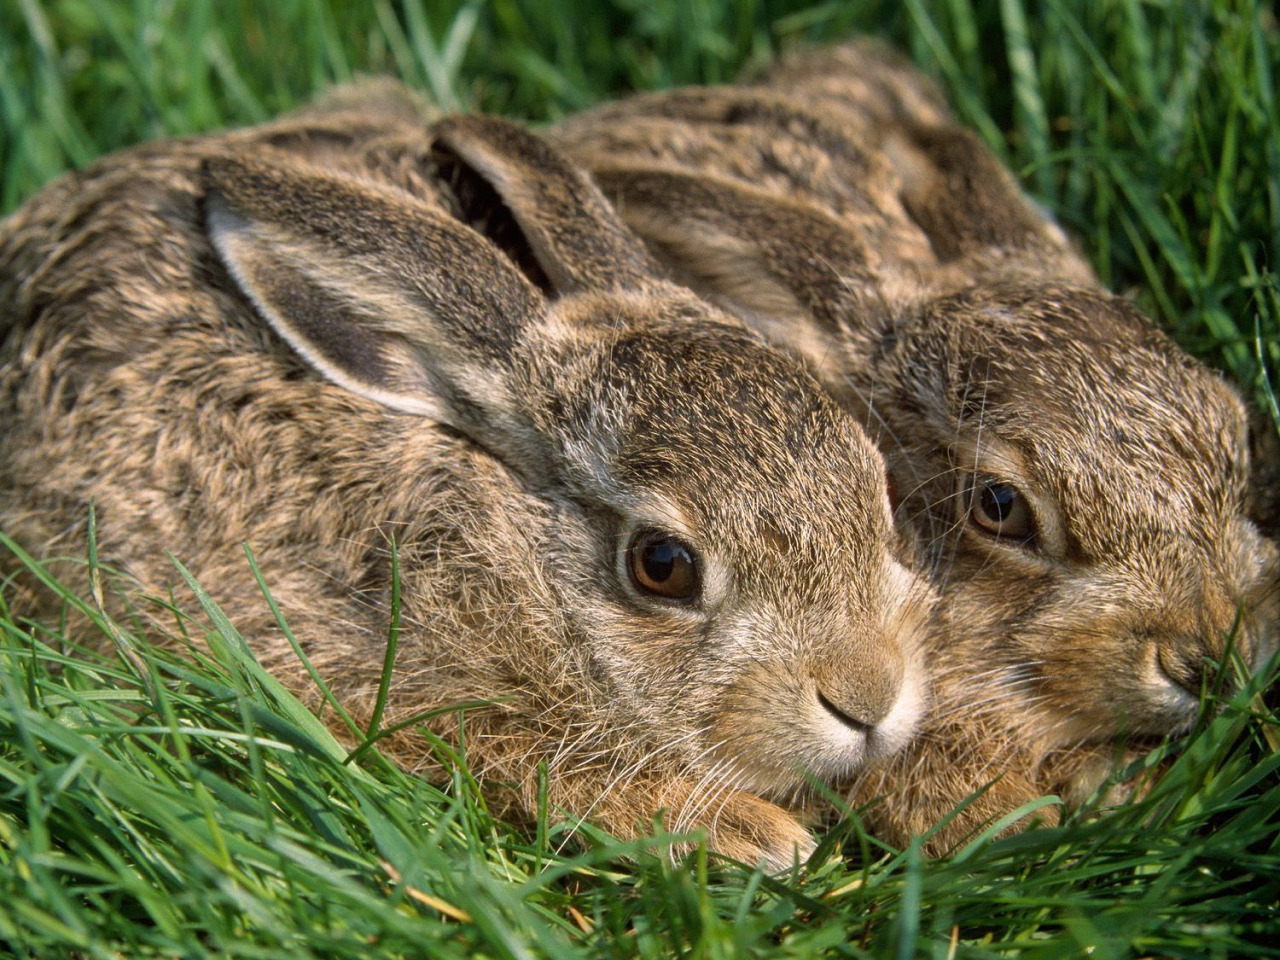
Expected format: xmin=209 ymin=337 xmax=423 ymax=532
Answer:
xmin=872 ymin=282 xmax=1278 ymax=737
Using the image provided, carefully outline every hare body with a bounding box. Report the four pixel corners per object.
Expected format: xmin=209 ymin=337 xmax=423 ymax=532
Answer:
xmin=0 ymin=96 xmax=934 ymax=868
xmin=553 ymin=42 xmax=1279 ymax=851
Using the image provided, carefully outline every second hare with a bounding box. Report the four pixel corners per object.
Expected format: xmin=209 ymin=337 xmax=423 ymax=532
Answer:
xmin=554 ymin=41 xmax=1279 ymax=852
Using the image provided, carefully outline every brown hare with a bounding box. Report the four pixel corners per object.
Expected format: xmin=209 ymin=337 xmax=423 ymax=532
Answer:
xmin=0 ymin=96 xmax=937 ymax=869
xmin=553 ymin=41 xmax=1279 ymax=853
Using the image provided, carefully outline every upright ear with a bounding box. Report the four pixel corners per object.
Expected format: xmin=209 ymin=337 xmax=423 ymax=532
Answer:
xmin=203 ymin=149 xmax=544 ymax=458
xmin=586 ymin=164 xmax=887 ymax=396
xmin=430 ymin=114 xmax=662 ymax=293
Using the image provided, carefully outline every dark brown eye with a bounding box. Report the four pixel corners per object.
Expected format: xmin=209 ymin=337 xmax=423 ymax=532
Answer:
xmin=627 ymin=529 xmax=700 ymax=603
xmin=969 ymin=476 xmax=1036 ymax=544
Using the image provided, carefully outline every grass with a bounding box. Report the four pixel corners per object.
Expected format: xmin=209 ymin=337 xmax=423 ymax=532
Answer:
xmin=1 ymin=0 xmax=1279 ymax=956
xmin=2 ymin=541 xmax=1279 ymax=958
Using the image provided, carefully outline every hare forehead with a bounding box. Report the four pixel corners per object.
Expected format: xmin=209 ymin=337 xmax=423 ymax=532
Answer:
xmin=625 ymin=422 xmax=883 ymax=537
xmin=1019 ymin=360 xmax=1239 ymax=434
xmin=701 ymin=516 xmax=893 ymax=618
xmin=1016 ymin=401 xmax=1243 ymax=479
xmin=600 ymin=453 xmax=886 ymax=554
xmin=1035 ymin=448 xmax=1245 ymax=559
xmin=940 ymin=287 xmax=1231 ymax=401
xmin=948 ymin=329 xmax=1234 ymax=417
xmin=552 ymin=426 xmax=887 ymax=575
xmin=953 ymin=337 xmax=1246 ymax=480
xmin=554 ymin=332 xmax=881 ymax=471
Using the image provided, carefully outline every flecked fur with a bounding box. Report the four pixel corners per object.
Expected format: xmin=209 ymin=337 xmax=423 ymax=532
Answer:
xmin=0 ymin=96 xmax=938 ymax=869
xmin=553 ymin=40 xmax=1279 ymax=853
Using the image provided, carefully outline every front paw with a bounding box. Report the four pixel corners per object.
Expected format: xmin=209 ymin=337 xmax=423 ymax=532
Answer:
xmin=847 ymin=741 xmax=1057 ymax=856
xmin=682 ymin=791 xmax=817 ymax=872
xmin=1047 ymin=741 xmax=1163 ymax=810
xmin=529 ymin=765 xmax=818 ymax=871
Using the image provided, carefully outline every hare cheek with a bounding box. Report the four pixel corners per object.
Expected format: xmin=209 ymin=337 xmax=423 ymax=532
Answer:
xmin=699 ymin=670 xmax=851 ymax=793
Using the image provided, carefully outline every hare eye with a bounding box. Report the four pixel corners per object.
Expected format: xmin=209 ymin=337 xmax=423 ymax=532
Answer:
xmin=969 ymin=476 xmax=1036 ymax=544
xmin=627 ymin=529 xmax=700 ymax=603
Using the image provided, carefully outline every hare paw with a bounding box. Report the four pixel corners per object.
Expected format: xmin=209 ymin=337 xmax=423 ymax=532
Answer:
xmin=693 ymin=792 xmax=816 ymax=872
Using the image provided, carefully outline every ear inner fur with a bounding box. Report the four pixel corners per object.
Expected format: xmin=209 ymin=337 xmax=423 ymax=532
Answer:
xmin=431 ymin=143 xmax=556 ymax=296
xmin=203 ymin=151 xmax=545 ymax=357
xmin=203 ymin=152 xmax=548 ymax=477
xmin=205 ymin=196 xmax=446 ymax=420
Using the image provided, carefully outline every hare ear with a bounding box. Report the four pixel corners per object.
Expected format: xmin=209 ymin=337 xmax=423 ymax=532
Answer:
xmin=431 ymin=114 xmax=662 ymax=293
xmin=203 ymin=151 xmax=542 ymax=449
xmin=892 ymin=126 xmax=1080 ymax=268
xmin=587 ymin=164 xmax=884 ymax=395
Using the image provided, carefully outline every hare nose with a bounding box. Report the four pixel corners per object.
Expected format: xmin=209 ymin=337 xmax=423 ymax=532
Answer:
xmin=1158 ymin=642 xmax=1237 ymax=699
xmin=813 ymin=664 xmax=902 ymax=730
xmin=1157 ymin=647 xmax=1206 ymax=698
xmin=816 ymin=688 xmax=872 ymax=731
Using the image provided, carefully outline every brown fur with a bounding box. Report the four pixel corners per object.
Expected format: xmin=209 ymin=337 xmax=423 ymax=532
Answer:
xmin=0 ymin=95 xmax=937 ymax=869
xmin=552 ymin=41 xmax=1279 ymax=853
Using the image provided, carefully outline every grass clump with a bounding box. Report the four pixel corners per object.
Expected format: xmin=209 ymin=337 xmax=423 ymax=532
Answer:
xmin=1 ymin=546 xmax=1279 ymax=957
